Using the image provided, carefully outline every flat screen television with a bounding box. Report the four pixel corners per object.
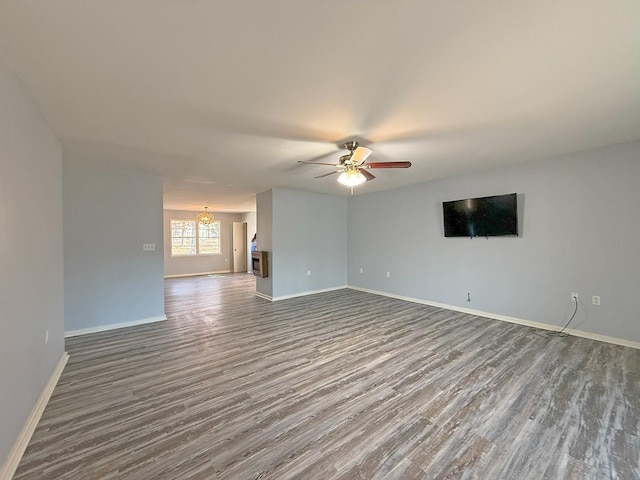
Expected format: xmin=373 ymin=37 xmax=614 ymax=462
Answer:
xmin=443 ymin=193 xmax=518 ymax=237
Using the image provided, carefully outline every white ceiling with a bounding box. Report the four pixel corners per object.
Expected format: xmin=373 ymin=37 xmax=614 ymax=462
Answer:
xmin=1 ymin=1 xmax=639 ymax=212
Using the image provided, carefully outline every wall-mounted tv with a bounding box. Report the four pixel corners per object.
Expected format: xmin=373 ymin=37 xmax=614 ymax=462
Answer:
xmin=443 ymin=193 xmax=518 ymax=237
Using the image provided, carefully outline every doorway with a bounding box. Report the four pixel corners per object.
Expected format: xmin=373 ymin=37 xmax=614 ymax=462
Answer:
xmin=232 ymin=222 xmax=247 ymax=273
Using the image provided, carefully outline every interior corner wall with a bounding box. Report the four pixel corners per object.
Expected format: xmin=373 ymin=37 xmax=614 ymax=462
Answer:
xmin=63 ymin=162 xmax=165 ymax=333
xmin=271 ymin=188 xmax=347 ymax=299
xmin=347 ymin=140 xmax=640 ymax=344
xmin=163 ymin=209 xmax=244 ymax=277
xmin=0 ymin=60 xmax=65 ymax=467
xmin=256 ymin=190 xmax=273 ymax=298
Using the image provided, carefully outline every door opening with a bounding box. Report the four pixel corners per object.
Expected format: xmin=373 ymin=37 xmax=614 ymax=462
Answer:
xmin=232 ymin=222 xmax=247 ymax=273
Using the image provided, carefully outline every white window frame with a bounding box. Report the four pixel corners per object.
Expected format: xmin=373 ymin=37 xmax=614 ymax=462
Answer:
xmin=197 ymin=221 xmax=221 ymax=256
xmin=170 ymin=219 xmax=221 ymax=257
xmin=170 ymin=219 xmax=197 ymax=257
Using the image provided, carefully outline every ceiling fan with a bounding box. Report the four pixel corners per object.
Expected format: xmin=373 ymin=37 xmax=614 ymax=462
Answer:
xmin=298 ymin=141 xmax=412 ymax=187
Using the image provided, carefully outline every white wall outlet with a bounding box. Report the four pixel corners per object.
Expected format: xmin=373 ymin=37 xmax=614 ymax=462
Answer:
xmin=307 ymin=270 xmax=311 ymax=276
xmin=45 ymin=329 xmax=49 ymax=345
xmin=143 ymin=243 xmax=156 ymax=251
xmin=571 ymin=292 xmax=579 ymax=302
xmin=386 ymin=271 xmax=391 ymax=278
xmin=592 ymin=295 xmax=601 ymax=305
xmin=359 ymin=268 xmax=363 ymax=274
xmin=225 ymin=258 xmax=228 ymax=262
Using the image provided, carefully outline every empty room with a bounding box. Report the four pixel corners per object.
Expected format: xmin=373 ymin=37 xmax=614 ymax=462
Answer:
xmin=1 ymin=1 xmax=639 ymax=479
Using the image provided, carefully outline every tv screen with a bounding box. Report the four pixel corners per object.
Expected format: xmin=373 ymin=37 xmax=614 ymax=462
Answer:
xmin=443 ymin=193 xmax=518 ymax=237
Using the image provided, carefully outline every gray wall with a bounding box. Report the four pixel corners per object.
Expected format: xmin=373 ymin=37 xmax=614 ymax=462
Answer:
xmin=270 ymin=188 xmax=347 ymax=299
xmin=64 ymin=162 xmax=165 ymax=333
xmin=0 ymin=60 xmax=65 ymax=466
xmin=256 ymin=190 xmax=273 ymax=297
xmin=348 ymin=140 xmax=640 ymax=344
xmin=163 ymin=209 xmax=244 ymax=277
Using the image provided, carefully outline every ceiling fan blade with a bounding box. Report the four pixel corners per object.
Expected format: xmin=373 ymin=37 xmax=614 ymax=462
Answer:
xmin=314 ymin=171 xmax=339 ymax=179
xmin=360 ymin=169 xmax=375 ymax=181
xmin=298 ymin=160 xmax=340 ymax=166
xmin=364 ymin=161 xmax=412 ymax=169
xmin=350 ymin=146 xmax=373 ymax=164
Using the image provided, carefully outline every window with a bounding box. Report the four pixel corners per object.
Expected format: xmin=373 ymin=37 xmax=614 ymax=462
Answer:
xmin=170 ymin=220 xmax=196 ymax=256
xmin=198 ymin=221 xmax=220 ymax=255
xmin=170 ymin=219 xmax=221 ymax=256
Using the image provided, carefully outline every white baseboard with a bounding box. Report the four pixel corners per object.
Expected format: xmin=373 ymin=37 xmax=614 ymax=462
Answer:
xmin=569 ymin=330 xmax=640 ymax=350
xmin=348 ymin=286 xmax=640 ymax=350
xmin=0 ymin=352 xmax=69 ymax=480
xmin=254 ymin=285 xmax=349 ymax=302
xmin=164 ymin=270 xmax=232 ymax=279
xmin=272 ymin=285 xmax=348 ymax=301
xmin=64 ymin=315 xmax=167 ymax=338
xmin=254 ymin=291 xmax=273 ymax=301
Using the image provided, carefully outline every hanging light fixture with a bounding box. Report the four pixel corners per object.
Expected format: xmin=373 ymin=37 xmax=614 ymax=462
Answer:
xmin=197 ymin=206 xmax=214 ymax=225
xmin=337 ymin=167 xmax=366 ymax=187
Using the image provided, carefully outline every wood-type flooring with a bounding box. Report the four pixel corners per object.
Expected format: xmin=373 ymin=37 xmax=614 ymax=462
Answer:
xmin=14 ymin=274 xmax=640 ymax=479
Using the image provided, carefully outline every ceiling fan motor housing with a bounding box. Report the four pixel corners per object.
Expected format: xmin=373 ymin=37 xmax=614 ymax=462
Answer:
xmin=343 ymin=141 xmax=359 ymax=152
xmin=339 ymin=154 xmax=352 ymax=165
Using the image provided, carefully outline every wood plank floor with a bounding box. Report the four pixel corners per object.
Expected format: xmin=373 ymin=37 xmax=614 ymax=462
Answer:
xmin=14 ymin=274 xmax=640 ymax=479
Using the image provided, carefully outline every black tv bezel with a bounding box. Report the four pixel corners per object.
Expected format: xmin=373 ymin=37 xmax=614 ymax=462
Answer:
xmin=443 ymin=193 xmax=518 ymax=238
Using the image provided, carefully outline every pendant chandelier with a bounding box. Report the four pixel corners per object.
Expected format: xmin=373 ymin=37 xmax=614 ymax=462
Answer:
xmin=197 ymin=206 xmax=214 ymax=225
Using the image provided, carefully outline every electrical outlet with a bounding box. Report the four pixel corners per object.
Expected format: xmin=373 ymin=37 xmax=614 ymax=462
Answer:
xmin=307 ymin=270 xmax=311 ymax=276
xmin=571 ymin=292 xmax=579 ymax=302
xmin=386 ymin=271 xmax=391 ymax=278
xmin=45 ymin=329 xmax=49 ymax=345
xmin=143 ymin=243 xmax=155 ymax=251
xmin=359 ymin=268 xmax=363 ymax=274
xmin=592 ymin=295 xmax=600 ymax=306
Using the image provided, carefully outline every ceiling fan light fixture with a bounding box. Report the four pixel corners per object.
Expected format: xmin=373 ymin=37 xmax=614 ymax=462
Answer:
xmin=197 ymin=206 xmax=215 ymax=225
xmin=337 ymin=169 xmax=366 ymax=187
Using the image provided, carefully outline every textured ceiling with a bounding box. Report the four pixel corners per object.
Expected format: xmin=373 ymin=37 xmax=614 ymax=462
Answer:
xmin=1 ymin=1 xmax=639 ymax=211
